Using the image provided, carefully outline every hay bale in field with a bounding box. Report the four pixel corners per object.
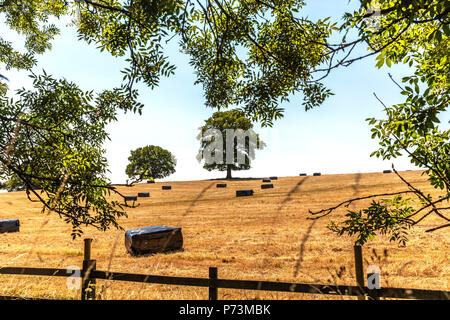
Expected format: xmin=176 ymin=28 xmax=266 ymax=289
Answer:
xmin=383 ymin=170 xmax=392 ymax=173
xmin=313 ymin=172 xmax=321 ymax=176
xmin=137 ymin=192 xmax=150 ymax=197
xmin=125 ymin=226 xmax=183 ymax=256
xmin=124 ymin=196 xmax=138 ymax=207
xmin=216 ymin=183 xmax=227 ymax=188
xmin=269 ymin=176 xmax=278 ymax=180
xmin=0 ymin=219 xmax=20 ymax=233
xmin=299 ymin=173 xmax=307 ymax=176
xmin=236 ymin=190 xmax=254 ymax=197
xmin=261 ymin=184 xmax=274 ymax=189
xmin=262 ymin=178 xmax=271 ymax=183
xmin=147 ymin=180 xmax=155 ymax=183
xmin=162 ymin=185 xmax=172 ymax=190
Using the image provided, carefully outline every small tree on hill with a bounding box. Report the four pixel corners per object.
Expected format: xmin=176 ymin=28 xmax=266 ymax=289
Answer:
xmin=197 ymin=109 xmax=265 ymax=179
xmin=125 ymin=145 xmax=176 ymax=183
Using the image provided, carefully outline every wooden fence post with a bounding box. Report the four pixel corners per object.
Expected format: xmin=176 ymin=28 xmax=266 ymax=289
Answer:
xmin=81 ymin=238 xmax=96 ymax=300
xmin=209 ymin=267 xmax=218 ymax=300
xmin=353 ymin=245 xmax=365 ymax=300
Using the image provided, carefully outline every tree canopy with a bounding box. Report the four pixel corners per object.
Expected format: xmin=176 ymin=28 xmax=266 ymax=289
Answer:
xmin=0 ymin=0 xmax=336 ymax=124
xmin=125 ymin=145 xmax=176 ymax=182
xmin=197 ymin=109 xmax=265 ymax=179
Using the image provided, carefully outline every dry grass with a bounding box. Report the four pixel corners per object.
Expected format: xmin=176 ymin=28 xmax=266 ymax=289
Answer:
xmin=0 ymin=170 xmax=449 ymax=300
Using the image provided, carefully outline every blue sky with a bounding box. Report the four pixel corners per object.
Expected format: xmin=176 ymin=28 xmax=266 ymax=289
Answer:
xmin=1 ymin=1 xmax=432 ymax=183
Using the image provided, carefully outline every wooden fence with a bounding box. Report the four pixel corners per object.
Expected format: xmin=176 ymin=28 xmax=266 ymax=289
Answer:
xmin=0 ymin=239 xmax=448 ymax=300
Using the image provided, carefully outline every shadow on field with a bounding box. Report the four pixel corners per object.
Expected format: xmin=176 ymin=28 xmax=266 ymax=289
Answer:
xmin=183 ymin=181 xmax=216 ymax=216
xmin=294 ymin=172 xmax=363 ymax=277
xmin=294 ymin=219 xmax=317 ymax=277
xmin=128 ymin=248 xmax=185 ymax=258
xmin=277 ymin=177 xmax=308 ymax=212
xmin=352 ymin=172 xmax=362 ymax=197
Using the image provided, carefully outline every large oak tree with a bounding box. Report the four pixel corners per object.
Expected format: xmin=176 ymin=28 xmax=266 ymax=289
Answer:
xmin=197 ymin=109 xmax=265 ymax=179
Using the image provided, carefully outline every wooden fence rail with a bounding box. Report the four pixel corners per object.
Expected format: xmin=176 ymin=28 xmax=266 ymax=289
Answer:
xmin=0 ymin=239 xmax=448 ymax=300
xmin=1 ymin=266 xmax=448 ymax=300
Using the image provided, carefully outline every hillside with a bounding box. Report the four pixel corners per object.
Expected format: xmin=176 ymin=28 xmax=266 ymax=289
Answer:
xmin=0 ymin=170 xmax=448 ymax=299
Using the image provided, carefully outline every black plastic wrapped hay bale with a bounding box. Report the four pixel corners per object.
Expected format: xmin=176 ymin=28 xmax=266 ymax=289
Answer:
xmin=147 ymin=180 xmax=155 ymax=183
xmin=313 ymin=172 xmax=322 ymax=176
xmin=216 ymin=183 xmax=227 ymax=188
xmin=299 ymin=173 xmax=307 ymax=176
xmin=137 ymin=192 xmax=150 ymax=197
xmin=125 ymin=226 xmax=183 ymax=256
xmin=383 ymin=170 xmax=392 ymax=174
xmin=0 ymin=219 xmax=20 ymax=233
xmin=262 ymin=178 xmax=271 ymax=183
xmin=162 ymin=185 xmax=172 ymax=190
xmin=269 ymin=176 xmax=278 ymax=180
xmin=236 ymin=190 xmax=254 ymax=197
xmin=124 ymin=196 xmax=137 ymax=206
xmin=261 ymin=184 xmax=274 ymax=189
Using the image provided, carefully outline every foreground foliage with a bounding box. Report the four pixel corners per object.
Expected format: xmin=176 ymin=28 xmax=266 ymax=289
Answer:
xmin=312 ymin=0 xmax=449 ymax=245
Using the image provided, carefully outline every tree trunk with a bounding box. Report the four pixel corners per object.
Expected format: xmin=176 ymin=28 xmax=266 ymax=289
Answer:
xmin=226 ymin=165 xmax=232 ymax=179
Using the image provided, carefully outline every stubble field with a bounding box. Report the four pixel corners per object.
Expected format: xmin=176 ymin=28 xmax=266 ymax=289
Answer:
xmin=0 ymin=170 xmax=448 ymax=299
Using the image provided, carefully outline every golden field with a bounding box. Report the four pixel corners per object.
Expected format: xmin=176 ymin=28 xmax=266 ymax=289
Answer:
xmin=0 ymin=170 xmax=449 ymax=300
